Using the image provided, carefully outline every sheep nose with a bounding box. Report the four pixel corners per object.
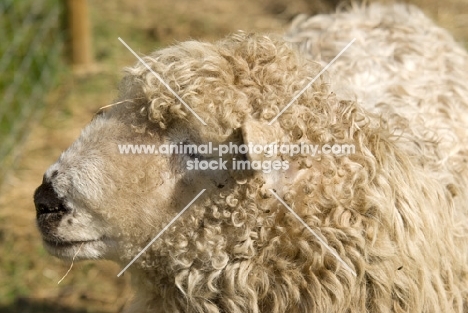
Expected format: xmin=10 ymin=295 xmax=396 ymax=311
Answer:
xmin=34 ymin=180 xmax=68 ymax=217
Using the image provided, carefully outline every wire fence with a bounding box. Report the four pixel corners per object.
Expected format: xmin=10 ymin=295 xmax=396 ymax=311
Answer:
xmin=0 ymin=0 xmax=64 ymax=187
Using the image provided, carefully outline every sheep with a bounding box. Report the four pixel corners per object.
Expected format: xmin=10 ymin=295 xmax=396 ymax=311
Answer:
xmin=34 ymin=3 xmax=468 ymax=313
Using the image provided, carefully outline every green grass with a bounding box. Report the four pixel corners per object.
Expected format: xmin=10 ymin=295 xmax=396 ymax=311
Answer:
xmin=0 ymin=0 xmax=64 ymax=185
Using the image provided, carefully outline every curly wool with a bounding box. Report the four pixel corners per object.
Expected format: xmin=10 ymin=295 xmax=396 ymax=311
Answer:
xmin=112 ymin=4 xmax=468 ymax=313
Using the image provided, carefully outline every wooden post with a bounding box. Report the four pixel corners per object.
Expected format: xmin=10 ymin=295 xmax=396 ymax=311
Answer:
xmin=67 ymin=0 xmax=93 ymax=68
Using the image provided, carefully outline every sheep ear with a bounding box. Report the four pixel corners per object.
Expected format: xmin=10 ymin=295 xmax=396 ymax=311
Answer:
xmin=240 ymin=118 xmax=308 ymax=195
xmin=240 ymin=118 xmax=283 ymax=163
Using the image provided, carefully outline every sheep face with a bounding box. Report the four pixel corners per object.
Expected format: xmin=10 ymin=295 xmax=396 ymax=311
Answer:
xmin=33 ymin=112 xmax=211 ymax=261
xmin=33 ymin=118 xmax=130 ymax=260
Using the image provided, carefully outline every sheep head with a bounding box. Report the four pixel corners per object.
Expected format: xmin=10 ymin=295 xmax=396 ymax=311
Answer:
xmin=33 ymin=32 xmax=342 ymax=262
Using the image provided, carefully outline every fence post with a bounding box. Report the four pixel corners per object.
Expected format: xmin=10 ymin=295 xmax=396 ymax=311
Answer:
xmin=66 ymin=0 xmax=93 ymax=69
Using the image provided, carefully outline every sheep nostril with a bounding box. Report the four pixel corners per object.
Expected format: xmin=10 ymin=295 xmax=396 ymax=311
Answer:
xmin=38 ymin=204 xmax=47 ymax=212
xmin=33 ymin=180 xmax=69 ymax=216
xmin=35 ymin=202 xmax=66 ymax=215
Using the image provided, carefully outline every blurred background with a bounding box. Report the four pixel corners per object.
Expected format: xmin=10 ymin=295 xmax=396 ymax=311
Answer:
xmin=0 ymin=0 xmax=466 ymax=312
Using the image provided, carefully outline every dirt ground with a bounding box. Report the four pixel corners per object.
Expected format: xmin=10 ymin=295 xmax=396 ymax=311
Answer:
xmin=0 ymin=0 xmax=466 ymax=312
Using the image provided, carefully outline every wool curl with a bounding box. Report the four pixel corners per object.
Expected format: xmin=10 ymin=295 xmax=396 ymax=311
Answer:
xmin=113 ymin=4 xmax=468 ymax=313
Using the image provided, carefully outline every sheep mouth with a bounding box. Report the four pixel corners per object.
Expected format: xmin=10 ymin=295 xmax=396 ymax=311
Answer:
xmin=43 ymin=239 xmax=101 ymax=248
xmin=42 ymin=238 xmax=110 ymax=260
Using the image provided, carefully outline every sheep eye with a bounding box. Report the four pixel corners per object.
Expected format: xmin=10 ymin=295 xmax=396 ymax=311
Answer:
xmin=180 ymin=140 xmax=205 ymax=159
xmin=188 ymin=152 xmax=203 ymax=159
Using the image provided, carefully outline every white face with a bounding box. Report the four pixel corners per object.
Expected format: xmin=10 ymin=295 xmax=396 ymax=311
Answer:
xmin=33 ymin=110 xmax=232 ymax=262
